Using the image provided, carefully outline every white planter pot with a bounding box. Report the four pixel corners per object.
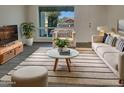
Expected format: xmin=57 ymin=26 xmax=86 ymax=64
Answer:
xmin=25 ymin=38 xmax=33 ymax=46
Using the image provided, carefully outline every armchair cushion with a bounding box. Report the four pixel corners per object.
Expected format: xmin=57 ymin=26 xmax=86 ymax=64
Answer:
xmin=59 ymin=37 xmax=73 ymax=41
xmin=57 ymin=30 xmax=72 ymax=38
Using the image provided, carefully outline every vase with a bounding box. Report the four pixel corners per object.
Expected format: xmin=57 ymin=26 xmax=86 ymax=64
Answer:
xmin=58 ymin=47 xmax=63 ymax=52
xmin=25 ymin=38 xmax=33 ymax=46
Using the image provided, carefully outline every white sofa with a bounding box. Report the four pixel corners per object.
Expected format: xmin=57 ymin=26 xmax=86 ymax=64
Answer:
xmin=92 ymin=35 xmax=124 ymax=84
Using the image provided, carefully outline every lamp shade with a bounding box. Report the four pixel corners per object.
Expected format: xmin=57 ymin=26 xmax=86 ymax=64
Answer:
xmin=97 ymin=26 xmax=107 ymax=36
xmin=97 ymin=26 xmax=107 ymax=32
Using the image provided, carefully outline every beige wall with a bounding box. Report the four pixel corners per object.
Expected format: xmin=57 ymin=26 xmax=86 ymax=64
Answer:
xmin=0 ymin=5 xmax=27 ymax=41
xmin=75 ymin=5 xmax=108 ymax=42
xmin=1 ymin=5 xmax=123 ymax=43
xmin=26 ymin=5 xmax=108 ymax=42
xmin=26 ymin=5 xmax=40 ymax=42
xmin=108 ymin=6 xmax=124 ymax=34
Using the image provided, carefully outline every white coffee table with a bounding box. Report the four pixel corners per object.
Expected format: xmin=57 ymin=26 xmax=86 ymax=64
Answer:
xmin=47 ymin=48 xmax=79 ymax=72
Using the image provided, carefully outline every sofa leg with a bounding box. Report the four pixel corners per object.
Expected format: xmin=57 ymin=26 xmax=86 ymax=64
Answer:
xmin=119 ymin=80 xmax=124 ymax=84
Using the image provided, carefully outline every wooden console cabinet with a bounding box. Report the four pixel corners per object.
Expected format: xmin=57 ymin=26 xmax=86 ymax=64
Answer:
xmin=0 ymin=41 xmax=23 ymax=64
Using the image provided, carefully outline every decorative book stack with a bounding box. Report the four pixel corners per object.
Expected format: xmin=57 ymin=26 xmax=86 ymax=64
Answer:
xmin=59 ymin=48 xmax=70 ymax=55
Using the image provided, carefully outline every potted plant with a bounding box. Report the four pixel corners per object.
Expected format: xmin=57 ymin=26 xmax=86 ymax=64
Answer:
xmin=54 ymin=38 xmax=69 ymax=52
xmin=21 ymin=22 xmax=35 ymax=46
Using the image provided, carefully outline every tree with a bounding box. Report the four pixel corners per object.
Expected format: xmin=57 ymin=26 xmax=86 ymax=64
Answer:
xmin=47 ymin=12 xmax=60 ymax=27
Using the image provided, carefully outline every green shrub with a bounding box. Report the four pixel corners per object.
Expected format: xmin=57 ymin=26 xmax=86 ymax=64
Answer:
xmin=21 ymin=22 xmax=35 ymax=39
xmin=54 ymin=38 xmax=69 ymax=48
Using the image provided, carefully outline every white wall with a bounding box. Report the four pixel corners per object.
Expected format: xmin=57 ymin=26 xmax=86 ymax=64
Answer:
xmin=75 ymin=6 xmax=108 ymax=42
xmin=108 ymin=6 xmax=124 ymax=34
xmin=0 ymin=5 xmax=27 ymax=41
xmin=26 ymin=5 xmax=40 ymax=42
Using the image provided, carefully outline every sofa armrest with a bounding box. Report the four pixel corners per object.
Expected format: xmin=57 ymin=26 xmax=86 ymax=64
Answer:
xmin=118 ymin=52 xmax=124 ymax=80
xmin=92 ymin=35 xmax=103 ymax=43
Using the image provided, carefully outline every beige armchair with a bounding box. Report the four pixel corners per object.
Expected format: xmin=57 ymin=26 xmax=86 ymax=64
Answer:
xmin=52 ymin=28 xmax=76 ymax=48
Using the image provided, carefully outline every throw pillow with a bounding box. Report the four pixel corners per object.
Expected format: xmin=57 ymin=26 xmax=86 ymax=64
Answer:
xmin=58 ymin=32 xmax=68 ymax=37
xmin=102 ymin=33 xmax=108 ymax=43
xmin=107 ymin=36 xmax=114 ymax=45
xmin=116 ymin=38 xmax=124 ymax=52
xmin=105 ymin=34 xmax=111 ymax=44
xmin=111 ymin=37 xmax=117 ymax=46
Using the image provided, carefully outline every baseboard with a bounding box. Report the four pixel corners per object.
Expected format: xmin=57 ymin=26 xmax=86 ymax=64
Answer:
xmin=32 ymin=42 xmax=91 ymax=48
xmin=76 ymin=42 xmax=91 ymax=48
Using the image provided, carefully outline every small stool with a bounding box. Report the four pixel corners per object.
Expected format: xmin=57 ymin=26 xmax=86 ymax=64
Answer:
xmin=11 ymin=66 xmax=48 ymax=87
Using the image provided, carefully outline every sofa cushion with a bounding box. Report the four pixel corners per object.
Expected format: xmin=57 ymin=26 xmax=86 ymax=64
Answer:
xmin=97 ymin=46 xmax=120 ymax=57
xmin=104 ymin=52 xmax=119 ymax=69
xmin=92 ymin=34 xmax=124 ymax=79
xmin=116 ymin=38 xmax=124 ymax=52
xmin=92 ymin=43 xmax=110 ymax=51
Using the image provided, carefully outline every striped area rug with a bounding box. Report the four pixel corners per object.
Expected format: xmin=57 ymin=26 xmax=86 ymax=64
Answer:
xmin=0 ymin=47 xmax=122 ymax=86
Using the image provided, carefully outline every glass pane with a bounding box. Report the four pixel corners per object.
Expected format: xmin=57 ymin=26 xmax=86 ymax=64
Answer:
xmin=58 ymin=11 xmax=74 ymax=28
xmin=39 ymin=12 xmax=47 ymax=37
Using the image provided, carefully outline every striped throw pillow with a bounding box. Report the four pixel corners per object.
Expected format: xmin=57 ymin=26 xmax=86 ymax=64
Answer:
xmin=116 ymin=38 xmax=124 ymax=52
xmin=111 ymin=37 xmax=117 ymax=46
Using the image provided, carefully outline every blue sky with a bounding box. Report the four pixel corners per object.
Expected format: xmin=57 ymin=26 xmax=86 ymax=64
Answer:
xmin=59 ymin=11 xmax=74 ymax=19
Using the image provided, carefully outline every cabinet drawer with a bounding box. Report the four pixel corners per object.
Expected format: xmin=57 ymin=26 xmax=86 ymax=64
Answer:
xmin=3 ymin=49 xmax=15 ymax=62
xmin=15 ymin=45 xmax=23 ymax=55
xmin=0 ymin=41 xmax=23 ymax=64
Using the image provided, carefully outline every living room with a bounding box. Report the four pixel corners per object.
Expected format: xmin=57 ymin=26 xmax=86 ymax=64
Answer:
xmin=1 ymin=3 xmax=124 ymax=89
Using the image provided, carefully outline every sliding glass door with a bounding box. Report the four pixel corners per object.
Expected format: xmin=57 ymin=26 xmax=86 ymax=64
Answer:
xmin=39 ymin=6 xmax=74 ymax=40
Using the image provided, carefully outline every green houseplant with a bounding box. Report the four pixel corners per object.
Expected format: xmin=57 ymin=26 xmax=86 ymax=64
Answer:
xmin=21 ymin=22 xmax=35 ymax=46
xmin=54 ymin=38 xmax=69 ymax=52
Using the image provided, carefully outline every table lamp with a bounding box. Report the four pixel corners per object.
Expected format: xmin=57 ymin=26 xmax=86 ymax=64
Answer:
xmin=97 ymin=26 xmax=107 ymax=36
